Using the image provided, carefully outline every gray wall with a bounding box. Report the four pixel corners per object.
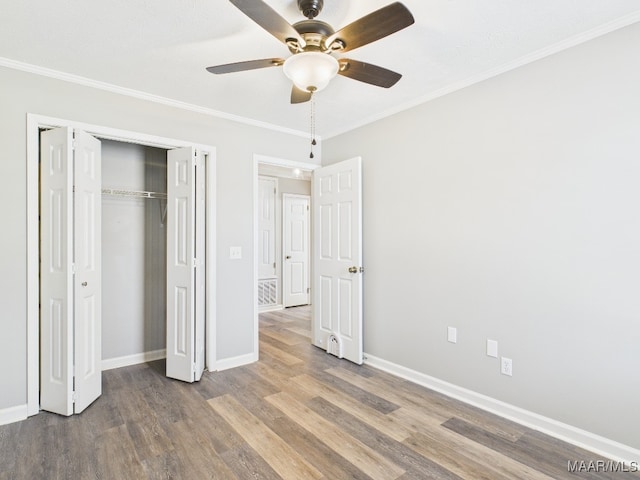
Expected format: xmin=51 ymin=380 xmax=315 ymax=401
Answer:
xmin=101 ymin=140 xmax=167 ymax=360
xmin=278 ymin=177 xmax=311 ymax=196
xmin=323 ymin=23 xmax=640 ymax=449
xmin=0 ymin=66 xmax=311 ymax=410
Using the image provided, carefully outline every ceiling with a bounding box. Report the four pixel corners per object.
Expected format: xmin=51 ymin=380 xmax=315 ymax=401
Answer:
xmin=1 ymin=1 xmax=639 ymax=138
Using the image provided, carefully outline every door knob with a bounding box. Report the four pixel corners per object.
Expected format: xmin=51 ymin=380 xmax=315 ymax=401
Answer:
xmin=81 ymin=282 xmax=88 ymax=287
xmin=348 ymin=266 xmax=358 ymax=273
xmin=286 ymin=255 xmax=291 ymax=260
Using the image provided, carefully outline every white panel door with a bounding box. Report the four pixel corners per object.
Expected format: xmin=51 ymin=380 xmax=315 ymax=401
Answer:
xmin=312 ymin=157 xmax=363 ymax=364
xmin=166 ymin=147 xmax=205 ymax=382
xmin=40 ymin=127 xmax=74 ymax=416
xmin=258 ymin=177 xmax=277 ymax=279
xmin=283 ymin=194 xmax=310 ymax=307
xmin=40 ymin=127 xmax=102 ymax=415
xmin=72 ymin=130 xmax=102 ymax=413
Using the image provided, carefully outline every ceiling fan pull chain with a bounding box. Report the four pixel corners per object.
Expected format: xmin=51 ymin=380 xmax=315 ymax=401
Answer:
xmin=310 ymin=94 xmax=316 ymax=159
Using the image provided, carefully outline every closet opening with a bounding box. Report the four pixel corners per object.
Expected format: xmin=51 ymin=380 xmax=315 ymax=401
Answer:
xmin=100 ymin=140 xmax=169 ymax=369
xmin=29 ymin=114 xmax=216 ymax=417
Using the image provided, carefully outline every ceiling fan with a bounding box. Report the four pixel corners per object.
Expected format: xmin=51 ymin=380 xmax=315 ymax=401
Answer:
xmin=206 ymin=0 xmax=415 ymax=104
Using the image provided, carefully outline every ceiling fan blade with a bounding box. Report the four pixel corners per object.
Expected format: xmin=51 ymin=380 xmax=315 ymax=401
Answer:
xmin=206 ymin=58 xmax=285 ymax=74
xmin=229 ymin=0 xmax=306 ymax=48
xmin=291 ymin=86 xmax=312 ymax=104
xmin=337 ymin=59 xmax=402 ymax=88
xmin=324 ymin=2 xmax=414 ymax=53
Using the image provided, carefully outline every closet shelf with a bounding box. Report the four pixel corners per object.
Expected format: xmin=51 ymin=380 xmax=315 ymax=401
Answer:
xmin=101 ymin=187 xmax=167 ymax=199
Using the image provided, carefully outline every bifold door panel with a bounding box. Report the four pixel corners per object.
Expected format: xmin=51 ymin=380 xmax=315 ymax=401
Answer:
xmin=40 ymin=127 xmax=102 ymax=415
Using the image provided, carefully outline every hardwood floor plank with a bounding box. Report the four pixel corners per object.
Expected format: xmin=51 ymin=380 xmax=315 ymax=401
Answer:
xmin=289 ymin=373 xmax=413 ymax=442
xmin=328 ymin=366 xmax=526 ymax=441
xmin=402 ymin=427 xmax=553 ymax=480
xmin=259 ymin=340 xmax=305 ymax=366
xmin=266 ymin=391 xmax=406 ymax=480
xmin=306 ymin=396 xmax=462 ymax=480
xmin=209 ymin=394 xmax=323 ymax=480
xmin=267 ymin=416 xmax=374 ymax=480
xmin=169 ymin=419 xmax=240 ymax=479
xmin=94 ymin=424 xmax=147 ymax=479
xmin=260 ymin=326 xmax=309 ymax=346
xmin=310 ymin=368 xmax=401 ymax=415
xmin=284 ymin=325 xmax=312 ymax=339
xmin=442 ymin=417 xmax=639 ymax=479
xmin=219 ymin=444 xmax=286 ymax=480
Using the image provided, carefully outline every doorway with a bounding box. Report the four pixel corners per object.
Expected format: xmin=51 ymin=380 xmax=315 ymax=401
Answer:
xmin=257 ymin=169 xmax=312 ymax=311
xmin=27 ymin=114 xmax=217 ymax=416
xmin=253 ymin=155 xmax=317 ymax=354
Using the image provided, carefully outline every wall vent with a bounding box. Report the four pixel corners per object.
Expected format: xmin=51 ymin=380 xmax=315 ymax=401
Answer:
xmin=258 ymin=278 xmax=278 ymax=306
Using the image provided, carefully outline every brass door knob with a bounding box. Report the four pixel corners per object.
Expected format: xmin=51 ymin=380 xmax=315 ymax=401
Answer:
xmin=348 ymin=266 xmax=358 ymax=273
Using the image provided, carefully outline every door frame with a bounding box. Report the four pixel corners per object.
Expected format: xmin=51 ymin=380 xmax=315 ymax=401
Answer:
xmin=26 ymin=113 xmax=217 ymax=415
xmin=253 ymin=154 xmax=318 ymax=356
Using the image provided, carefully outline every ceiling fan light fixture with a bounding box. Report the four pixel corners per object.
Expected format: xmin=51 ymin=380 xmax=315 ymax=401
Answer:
xmin=283 ymin=52 xmax=339 ymax=93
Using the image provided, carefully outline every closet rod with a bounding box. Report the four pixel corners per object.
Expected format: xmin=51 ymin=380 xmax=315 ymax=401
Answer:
xmin=101 ymin=187 xmax=167 ymax=199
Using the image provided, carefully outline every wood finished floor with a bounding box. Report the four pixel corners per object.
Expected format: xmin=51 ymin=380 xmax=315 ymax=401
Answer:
xmin=1 ymin=306 xmax=636 ymax=479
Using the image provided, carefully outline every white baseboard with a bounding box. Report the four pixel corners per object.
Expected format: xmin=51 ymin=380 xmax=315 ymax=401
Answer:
xmin=0 ymin=404 xmax=28 ymax=426
xmin=215 ymin=352 xmax=258 ymax=371
xmin=101 ymin=349 xmax=166 ymax=371
xmin=364 ymin=353 xmax=640 ymax=464
xmin=259 ymin=304 xmax=283 ymax=313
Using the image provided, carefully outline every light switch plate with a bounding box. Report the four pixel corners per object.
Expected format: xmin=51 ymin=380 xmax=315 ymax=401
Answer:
xmin=447 ymin=326 xmax=457 ymax=343
xmin=487 ymin=339 xmax=498 ymax=358
xmin=229 ymin=246 xmax=242 ymax=259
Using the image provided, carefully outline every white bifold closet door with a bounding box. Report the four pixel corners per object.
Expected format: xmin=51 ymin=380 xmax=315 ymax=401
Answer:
xmin=166 ymin=147 xmax=206 ymax=383
xmin=40 ymin=131 xmax=205 ymax=417
xmin=40 ymin=127 xmax=102 ymax=415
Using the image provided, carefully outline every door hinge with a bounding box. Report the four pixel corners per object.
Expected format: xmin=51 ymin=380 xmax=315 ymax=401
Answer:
xmin=307 ymin=287 xmax=310 ymax=294
xmin=307 ymin=205 xmax=309 ymax=211
xmin=72 ymin=391 xmax=77 ymax=403
xmin=71 ymin=263 xmax=76 ymax=274
xmin=193 ymin=258 xmax=197 ymax=268
xmin=273 ymin=262 xmax=276 ymax=269
xmin=274 ymin=188 xmax=276 ymax=194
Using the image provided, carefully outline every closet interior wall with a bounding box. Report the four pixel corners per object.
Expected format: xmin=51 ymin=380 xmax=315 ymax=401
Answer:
xmin=101 ymin=140 xmax=168 ymax=363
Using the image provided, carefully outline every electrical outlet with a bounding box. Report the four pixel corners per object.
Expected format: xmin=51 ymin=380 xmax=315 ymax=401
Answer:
xmin=447 ymin=326 xmax=457 ymax=343
xmin=229 ymin=246 xmax=242 ymax=259
xmin=501 ymin=357 xmax=513 ymax=376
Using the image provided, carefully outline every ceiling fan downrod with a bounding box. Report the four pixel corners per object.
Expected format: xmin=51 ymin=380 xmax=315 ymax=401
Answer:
xmin=298 ymin=0 xmax=323 ymax=19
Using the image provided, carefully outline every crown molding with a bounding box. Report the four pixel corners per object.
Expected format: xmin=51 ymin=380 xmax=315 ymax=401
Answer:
xmin=0 ymin=57 xmax=308 ymax=139
xmin=323 ymin=11 xmax=640 ymax=139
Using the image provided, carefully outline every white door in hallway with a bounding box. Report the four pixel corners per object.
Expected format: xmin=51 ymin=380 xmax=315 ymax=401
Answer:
xmin=312 ymin=157 xmax=363 ymax=365
xmin=283 ymin=194 xmax=310 ymax=307
xmin=40 ymin=127 xmax=102 ymax=415
xmin=258 ymin=177 xmax=277 ymax=279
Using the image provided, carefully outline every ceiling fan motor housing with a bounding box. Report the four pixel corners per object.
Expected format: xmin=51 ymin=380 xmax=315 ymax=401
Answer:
xmin=298 ymin=0 xmax=324 ymax=19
